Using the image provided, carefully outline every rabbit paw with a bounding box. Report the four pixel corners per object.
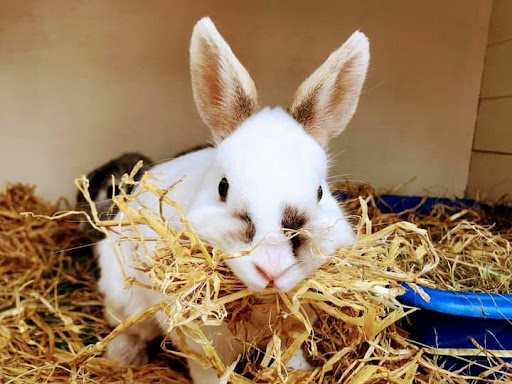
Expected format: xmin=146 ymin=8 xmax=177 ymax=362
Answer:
xmin=286 ymin=348 xmax=312 ymax=370
xmin=106 ymin=332 xmax=149 ymax=366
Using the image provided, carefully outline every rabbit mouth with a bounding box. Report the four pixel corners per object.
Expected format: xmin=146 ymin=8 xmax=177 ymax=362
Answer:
xmin=246 ymin=262 xmax=304 ymax=293
xmin=254 ymin=263 xmax=295 ymax=283
xmin=272 ymin=264 xmax=306 ymax=292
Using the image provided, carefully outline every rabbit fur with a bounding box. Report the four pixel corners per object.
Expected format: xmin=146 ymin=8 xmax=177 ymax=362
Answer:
xmin=96 ymin=17 xmax=369 ymax=383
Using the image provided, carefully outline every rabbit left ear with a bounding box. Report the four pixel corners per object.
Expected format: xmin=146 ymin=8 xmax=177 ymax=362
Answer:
xmin=288 ymin=31 xmax=370 ymax=148
xmin=190 ymin=17 xmax=260 ymax=143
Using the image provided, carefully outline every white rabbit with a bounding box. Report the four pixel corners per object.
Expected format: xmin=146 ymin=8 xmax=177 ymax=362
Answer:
xmin=96 ymin=17 xmax=369 ymax=383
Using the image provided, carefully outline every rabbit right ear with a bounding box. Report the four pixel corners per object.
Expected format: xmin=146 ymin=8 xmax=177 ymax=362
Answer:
xmin=190 ymin=18 xmax=260 ymax=143
xmin=288 ymin=31 xmax=370 ymax=148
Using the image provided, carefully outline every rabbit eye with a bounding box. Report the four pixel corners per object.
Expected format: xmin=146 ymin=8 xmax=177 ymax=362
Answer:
xmin=218 ymin=178 xmax=229 ymax=202
xmin=317 ymin=185 xmax=323 ymax=202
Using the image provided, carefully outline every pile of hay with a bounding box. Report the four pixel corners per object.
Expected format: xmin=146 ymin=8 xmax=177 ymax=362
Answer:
xmin=0 ymin=184 xmax=187 ymax=383
xmin=1 ymin=171 xmax=511 ymax=383
xmin=338 ymin=183 xmax=512 ymax=294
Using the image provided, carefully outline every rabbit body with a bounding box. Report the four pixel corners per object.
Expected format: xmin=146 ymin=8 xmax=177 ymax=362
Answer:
xmin=96 ymin=17 xmax=369 ymax=383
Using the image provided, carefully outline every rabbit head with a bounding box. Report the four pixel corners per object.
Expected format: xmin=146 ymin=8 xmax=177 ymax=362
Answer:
xmin=186 ymin=18 xmax=369 ymax=292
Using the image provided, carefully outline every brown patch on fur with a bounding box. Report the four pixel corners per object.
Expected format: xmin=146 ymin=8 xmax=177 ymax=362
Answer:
xmin=282 ymin=206 xmax=308 ymax=231
xmin=327 ymin=59 xmax=358 ymax=117
xmin=288 ymin=87 xmax=319 ymax=130
xmin=233 ymin=82 xmax=257 ymax=124
xmin=234 ymin=210 xmax=256 ymax=243
xmin=286 ymin=33 xmax=369 ymax=148
xmin=192 ymin=38 xmax=259 ymax=142
xmin=281 ymin=206 xmax=309 ymax=255
xmin=289 ymin=232 xmax=304 ymax=255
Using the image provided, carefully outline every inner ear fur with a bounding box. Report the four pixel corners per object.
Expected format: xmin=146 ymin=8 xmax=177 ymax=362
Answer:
xmin=288 ymin=31 xmax=370 ymax=148
xmin=190 ymin=17 xmax=260 ymax=143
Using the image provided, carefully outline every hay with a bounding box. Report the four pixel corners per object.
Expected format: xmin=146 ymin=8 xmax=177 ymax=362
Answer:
xmin=1 ymin=173 xmax=511 ymax=383
xmin=338 ymin=182 xmax=512 ymax=294
xmin=0 ymin=184 xmax=188 ymax=383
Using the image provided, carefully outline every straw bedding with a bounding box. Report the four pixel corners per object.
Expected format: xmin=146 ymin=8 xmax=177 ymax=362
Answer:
xmin=0 ymin=171 xmax=511 ymax=383
xmin=339 ymin=183 xmax=512 ymax=294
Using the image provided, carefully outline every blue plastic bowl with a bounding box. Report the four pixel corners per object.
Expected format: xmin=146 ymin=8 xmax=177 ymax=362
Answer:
xmin=338 ymin=193 xmax=512 ymax=374
xmin=398 ymin=284 xmax=512 ymax=377
xmin=399 ymin=284 xmax=512 ymax=356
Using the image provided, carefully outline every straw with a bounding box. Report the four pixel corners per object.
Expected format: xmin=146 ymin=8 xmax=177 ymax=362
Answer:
xmin=1 ymin=172 xmax=511 ymax=383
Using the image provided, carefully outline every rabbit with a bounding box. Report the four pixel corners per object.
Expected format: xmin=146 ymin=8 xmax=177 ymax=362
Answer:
xmin=95 ymin=17 xmax=369 ymax=383
xmin=76 ymin=152 xmax=152 ymax=241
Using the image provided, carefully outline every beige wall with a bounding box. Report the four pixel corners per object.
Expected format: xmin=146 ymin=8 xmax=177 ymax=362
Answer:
xmin=0 ymin=0 xmax=491 ymax=201
xmin=467 ymin=0 xmax=512 ymax=203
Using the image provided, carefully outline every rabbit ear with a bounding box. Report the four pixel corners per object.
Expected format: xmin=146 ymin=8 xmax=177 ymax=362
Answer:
xmin=190 ymin=17 xmax=259 ymax=143
xmin=288 ymin=31 xmax=370 ymax=148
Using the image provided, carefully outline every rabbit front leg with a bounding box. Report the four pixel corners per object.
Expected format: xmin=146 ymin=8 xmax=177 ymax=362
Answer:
xmin=106 ymin=330 xmax=151 ymax=366
xmin=188 ymin=360 xmax=222 ymax=384
xmin=286 ymin=348 xmax=312 ymax=370
xmin=103 ymin=303 xmax=163 ymax=365
xmin=186 ymin=335 xmax=311 ymax=383
xmin=169 ymin=322 xmax=243 ymax=384
xmin=97 ymin=238 xmax=164 ymax=366
xmin=284 ymin=306 xmax=317 ymax=371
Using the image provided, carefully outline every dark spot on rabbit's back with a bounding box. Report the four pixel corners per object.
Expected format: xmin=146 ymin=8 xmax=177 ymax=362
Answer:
xmin=233 ymin=210 xmax=256 ymax=244
xmin=76 ymin=152 xmax=152 ymax=241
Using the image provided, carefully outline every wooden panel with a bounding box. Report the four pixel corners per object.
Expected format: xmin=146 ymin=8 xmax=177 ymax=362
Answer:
xmin=0 ymin=0 xmax=492 ymax=200
xmin=474 ymin=98 xmax=512 ymax=153
xmin=481 ymin=40 xmax=512 ymax=98
xmin=467 ymin=151 xmax=512 ymax=203
xmin=488 ymin=0 xmax=512 ymax=45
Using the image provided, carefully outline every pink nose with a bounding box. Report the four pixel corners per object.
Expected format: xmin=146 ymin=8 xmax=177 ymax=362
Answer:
xmin=251 ymin=241 xmax=296 ymax=286
xmin=255 ymin=264 xmax=280 ymax=282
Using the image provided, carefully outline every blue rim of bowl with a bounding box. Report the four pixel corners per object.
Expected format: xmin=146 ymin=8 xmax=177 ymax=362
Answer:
xmin=398 ymin=283 xmax=512 ymax=320
xmin=334 ymin=192 xmax=512 ymax=320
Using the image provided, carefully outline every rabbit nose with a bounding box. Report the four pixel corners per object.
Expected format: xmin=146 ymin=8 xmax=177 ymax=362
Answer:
xmin=255 ymin=264 xmax=280 ymax=283
xmin=252 ymin=242 xmax=296 ymax=284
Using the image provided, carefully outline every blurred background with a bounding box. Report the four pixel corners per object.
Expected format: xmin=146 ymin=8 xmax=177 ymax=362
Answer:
xmin=0 ymin=0 xmax=509 ymax=204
